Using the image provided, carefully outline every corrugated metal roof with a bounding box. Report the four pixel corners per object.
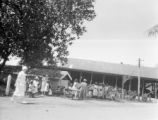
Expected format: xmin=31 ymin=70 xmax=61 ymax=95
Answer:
xmin=62 ymin=58 xmax=158 ymax=79
xmin=28 ymin=68 xmax=72 ymax=80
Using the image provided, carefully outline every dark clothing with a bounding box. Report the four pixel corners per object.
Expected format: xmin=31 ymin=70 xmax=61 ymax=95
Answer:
xmin=79 ymin=82 xmax=87 ymax=100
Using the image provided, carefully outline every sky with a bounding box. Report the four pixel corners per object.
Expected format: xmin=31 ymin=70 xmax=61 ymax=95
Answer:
xmin=7 ymin=0 xmax=158 ymax=67
xmin=67 ymin=0 xmax=158 ymax=67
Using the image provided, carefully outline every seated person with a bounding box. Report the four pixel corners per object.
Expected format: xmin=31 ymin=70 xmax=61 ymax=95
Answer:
xmin=28 ymin=80 xmax=36 ymax=98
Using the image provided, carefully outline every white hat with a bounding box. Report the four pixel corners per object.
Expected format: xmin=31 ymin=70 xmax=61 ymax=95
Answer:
xmin=35 ymin=76 xmax=38 ymax=79
xmin=22 ymin=66 xmax=28 ymax=70
xmin=83 ymin=79 xmax=87 ymax=82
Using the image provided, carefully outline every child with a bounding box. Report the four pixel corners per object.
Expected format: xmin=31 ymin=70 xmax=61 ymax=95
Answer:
xmin=93 ymin=82 xmax=99 ymax=98
xmin=33 ymin=77 xmax=39 ymax=95
xmin=28 ymin=81 xmax=35 ymax=98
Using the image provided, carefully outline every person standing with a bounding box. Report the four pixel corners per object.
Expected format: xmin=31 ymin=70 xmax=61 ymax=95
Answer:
xmin=72 ymin=78 xmax=79 ymax=99
xmin=5 ymin=74 xmax=12 ymax=96
xmin=11 ymin=66 xmax=28 ymax=103
xmin=41 ymin=74 xmax=48 ymax=96
xmin=44 ymin=81 xmax=49 ymax=95
xmin=33 ymin=76 xmax=39 ymax=95
xmin=79 ymin=79 xmax=87 ymax=100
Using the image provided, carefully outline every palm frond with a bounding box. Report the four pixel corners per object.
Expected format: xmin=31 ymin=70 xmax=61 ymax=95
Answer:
xmin=148 ymin=24 xmax=158 ymax=37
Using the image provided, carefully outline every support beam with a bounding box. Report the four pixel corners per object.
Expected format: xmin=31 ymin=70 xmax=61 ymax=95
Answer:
xmin=90 ymin=72 xmax=93 ymax=85
xmin=152 ymin=83 xmax=154 ymax=92
xmin=129 ymin=79 xmax=131 ymax=91
xmin=79 ymin=72 xmax=82 ymax=83
xmin=102 ymin=74 xmax=105 ymax=84
xmin=142 ymin=79 xmax=144 ymax=97
xmin=155 ymin=82 xmax=157 ymax=99
xmin=115 ymin=76 xmax=118 ymax=89
xmin=138 ymin=70 xmax=141 ymax=100
xmin=137 ymin=58 xmax=143 ymax=101
xmin=122 ymin=76 xmax=124 ymax=99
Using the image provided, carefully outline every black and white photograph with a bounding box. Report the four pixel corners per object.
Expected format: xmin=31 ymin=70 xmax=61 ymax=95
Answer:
xmin=0 ymin=0 xmax=158 ymax=120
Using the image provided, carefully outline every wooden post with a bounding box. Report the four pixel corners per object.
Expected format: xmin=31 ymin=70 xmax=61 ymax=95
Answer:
xmin=137 ymin=58 xmax=143 ymax=101
xmin=79 ymin=72 xmax=82 ymax=83
xmin=129 ymin=79 xmax=131 ymax=91
xmin=155 ymin=82 xmax=157 ymax=99
xmin=90 ymin=72 xmax=93 ymax=85
xmin=152 ymin=82 xmax=154 ymax=92
xmin=115 ymin=76 xmax=118 ymax=89
xmin=102 ymin=74 xmax=105 ymax=84
xmin=122 ymin=76 xmax=124 ymax=99
xmin=138 ymin=70 xmax=141 ymax=101
xmin=142 ymin=79 xmax=144 ymax=97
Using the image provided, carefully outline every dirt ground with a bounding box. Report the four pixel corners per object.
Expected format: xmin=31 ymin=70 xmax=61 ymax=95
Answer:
xmin=0 ymin=96 xmax=158 ymax=120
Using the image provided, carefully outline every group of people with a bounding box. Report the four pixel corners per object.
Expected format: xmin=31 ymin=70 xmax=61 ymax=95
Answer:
xmin=27 ymin=75 xmax=50 ymax=97
xmin=68 ymin=78 xmax=88 ymax=100
xmin=68 ymin=79 xmax=138 ymax=101
xmin=89 ymin=84 xmax=137 ymax=101
xmin=5 ymin=65 xmax=149 ymax=103
xmin=68 ymin=80 xmax=108 ymax=100
xmin=89 ymin=83 xmax=120 ymax=100
xmin=10 ymin=66 xmax=51 ymax=103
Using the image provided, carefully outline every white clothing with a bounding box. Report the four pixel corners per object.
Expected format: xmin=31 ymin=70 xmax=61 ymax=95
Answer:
xmin=33 ymin=80 xmax=39 ymax=93
xmin=98 ymin=86 xmax=103 ymax=97
xmin=41 ymin=77 xmax=47 ymax=92
xmin=71 ymin=82 xmax=78 ymax=91
xmin=44 ymin=83 xmax=49 ymax=92
xmin=13 ymin=71 xmax=27 ymax=96
xmin=93 ymin=85 xmax=98 ymax=96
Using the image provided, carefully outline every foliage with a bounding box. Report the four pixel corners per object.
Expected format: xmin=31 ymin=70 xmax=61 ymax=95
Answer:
xmin=0 ymin=0 xmax=96 ymax=71
xmin=148 ymin=24 xmax=158 ymax=37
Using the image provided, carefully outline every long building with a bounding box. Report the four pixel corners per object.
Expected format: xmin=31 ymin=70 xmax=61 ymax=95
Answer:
xmin=61 ymin=58 xmax=158 ymax=98
xmin=2 ymin=58 xmax=158 ymax=98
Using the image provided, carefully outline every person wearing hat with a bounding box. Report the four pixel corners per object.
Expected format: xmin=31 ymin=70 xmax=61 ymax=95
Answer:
xmin=11 ymin=66 xmax=28 ymax=103
xmin=79 ymin=78 xmax=87 ymax=100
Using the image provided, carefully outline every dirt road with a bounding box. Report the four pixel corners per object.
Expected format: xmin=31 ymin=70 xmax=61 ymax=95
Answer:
xmin=0 ymin=96 xmax=157 ymax=120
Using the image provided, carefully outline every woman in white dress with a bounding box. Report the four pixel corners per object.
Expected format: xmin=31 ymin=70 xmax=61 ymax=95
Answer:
xmin=11 ymin=66 xmax=28 ymax=103
xmin=71 ymin=79 xmax=79 ymax=99
xmin=44 ymin=81 xmax=49 ymax=95
xmin=41 ymin=74 xmax=48 ymax=95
